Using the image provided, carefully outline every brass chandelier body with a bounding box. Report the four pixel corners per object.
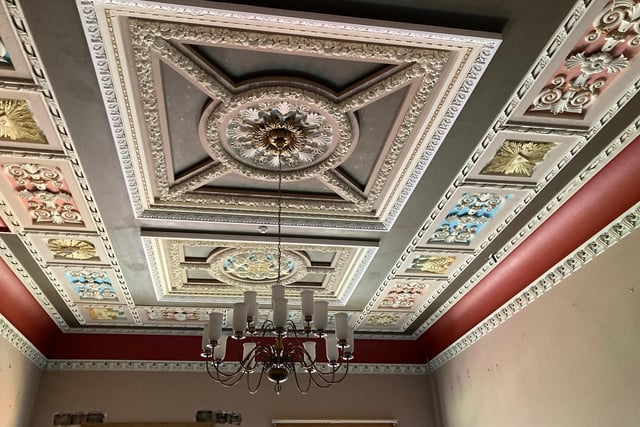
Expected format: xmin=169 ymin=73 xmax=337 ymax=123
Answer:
xmin=200 ymin=122 xmax=354 ymax=394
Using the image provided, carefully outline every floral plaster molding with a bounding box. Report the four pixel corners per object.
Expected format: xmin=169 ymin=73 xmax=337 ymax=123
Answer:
xmin=0 ymin=314 xmax=47 ymax=369
xmin=45 ymin=358 xmax=429 ymax=375
xmin=356 ymin=0 xmax=640 ymax=332
xmin=429 ymin=201 xmax=640 ymax=371
xmin=143 ymin=236 xmax=378 ymax=305
xmin=76 ymin=0 xmax=500 ymax=230
xmin=0 ymin=0 xmax=139 ymax=324
xmin=414 ymin=113 xmax=640 ymax=338
xmin=529 ymin=0 xmax=640 ymax=117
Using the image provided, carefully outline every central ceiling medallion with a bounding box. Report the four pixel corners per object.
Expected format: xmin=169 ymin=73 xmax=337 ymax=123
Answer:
xmin=227 ymin=101 xmax=333 ymax=169
xmin=211 ymin=248 xmax=309 ymax=287
xmin=206 ymin=87 xmax=356 ymax=181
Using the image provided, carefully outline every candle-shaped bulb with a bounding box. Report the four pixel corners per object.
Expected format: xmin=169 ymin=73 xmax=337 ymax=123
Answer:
xmin=325 ymin=334 xmax=338 ymax=362
xmin=334 ymin=312 xmax=349 ymax=343
xmin=213 ymin=335 xmax=228 ymax=360
xmin=300 ymin=290 xmax=314 ymax=319
xmin=314 ymin=301 xmax=329 ymax=334
xmin=208 ymin=312 xmax=223 ymax=342
xmin=273 ymin=298 xmax=288 ymax=329
xmin=244 ymin=291 xmax=258 ymax=321
xmin=232 ymin=302 xmax=247 ymax=336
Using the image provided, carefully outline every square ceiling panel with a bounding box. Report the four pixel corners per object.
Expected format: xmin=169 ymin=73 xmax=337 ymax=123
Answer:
xmin=143 ymin=234 xmax=377 ymax=305
xmin=86 ymin=0 xmax=500 ymax=230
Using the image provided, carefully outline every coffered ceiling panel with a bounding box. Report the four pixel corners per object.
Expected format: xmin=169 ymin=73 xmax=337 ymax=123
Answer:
xmin=1 ymin=0 xmax=639 ymax=367
xmin=143 ymin=235 xmax=377 ymax=304
xmin=92 ymin=1 xmax=498 ymax=229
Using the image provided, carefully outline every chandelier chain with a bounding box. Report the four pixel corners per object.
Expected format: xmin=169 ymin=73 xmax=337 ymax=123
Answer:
xmin=277 ymin=148 xmax=282 ymax=287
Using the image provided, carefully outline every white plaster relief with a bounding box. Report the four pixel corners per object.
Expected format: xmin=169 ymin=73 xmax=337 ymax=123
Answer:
xmin=429 ymin=201 xmax=640 ymax=371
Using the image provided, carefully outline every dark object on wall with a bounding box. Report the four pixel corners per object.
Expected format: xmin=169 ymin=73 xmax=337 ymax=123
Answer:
xmin=53 ymin=411 xmax=105 ymax=425
xmin=195 ymin=410 xmax=213 ymax=422
xmin=195 ymin=410 xmax=241 ymax=425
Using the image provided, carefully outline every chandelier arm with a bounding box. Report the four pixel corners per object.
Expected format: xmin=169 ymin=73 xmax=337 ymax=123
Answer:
xmin=246 ymin=366 xmax=267 ymax=394
xmin=206 ymin=361 xmax=246 ymax=386
xmin=240 ymin=348 xmax=259 ymax=373
xmin=291 ymin=363 xmax=313 ymax=394
xmin=314 ymin=361 xmax=350 ymax=385
xmin=286 ymin=319 xmax=300 ymax=337
xmin=307 ymin=370 xmax=335 ymax=388
xmin=205 ymin=358 xmax=243 ymax=381
xmin=218 ymin=370 xmax=250 ymax=387
xmin=260 ymin=319 xmax=276 ymax=335
xmin=286 ymin=342 xmax=310 ymax=368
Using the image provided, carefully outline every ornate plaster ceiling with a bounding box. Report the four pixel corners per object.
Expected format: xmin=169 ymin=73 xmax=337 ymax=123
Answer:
xmin=0 ymin=0 xmax=639 ymax=366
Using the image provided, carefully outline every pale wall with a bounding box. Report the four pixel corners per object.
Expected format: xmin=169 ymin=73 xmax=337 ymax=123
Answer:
xmin=435 ymin=228 xmax=640 ymax=427
xmin=31 ymin=371 xmax=437 ymax=426
xmin=0 ymin=328 xmax=42 ymax=427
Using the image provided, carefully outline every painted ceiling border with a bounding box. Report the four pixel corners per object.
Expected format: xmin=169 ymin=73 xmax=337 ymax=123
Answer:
xmin=354 ymin=0 xmax=595 ymax=329
xmin=357 ymin=0 xmax=640 ymax=333
xmin=45 ymin=358 xmax=429 ymax=375
xmin=429 ymin=200 xmax=640 ymax=371
xmin=0 ymin=237 xmax=70 ymax=331
xmin=76 ymin=0 xmax=500 ymax=231
xmin=0 ymin=313 xmax=426 ymax=374
xmin=413 ymin=113 xmax=640 ymax=338
xmin=1 ymin=0 xmax=140 ymax=324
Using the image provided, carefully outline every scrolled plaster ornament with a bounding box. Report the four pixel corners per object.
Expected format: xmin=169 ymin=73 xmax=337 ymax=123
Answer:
xmin=428 ymin=192 xmax=511 ymax=246
xmin=366 ymin=313 xmax=401 ymax=326
xmin=586 ymin=0 xmax=640 ymax=52
xmin=529 ymin=0 xmax=640 ymax=117
xmin=216 ymin=248 xmax=305 ymax=283
xmin=380 ymin=281 xmax=429 ymax=309
xmin=530 ymin=75 xmax=605 ymax=115
xmin=565 ymin=52 xmax=629 ymax=86
xmin=3 ymin=163 xmax=84 ymax=226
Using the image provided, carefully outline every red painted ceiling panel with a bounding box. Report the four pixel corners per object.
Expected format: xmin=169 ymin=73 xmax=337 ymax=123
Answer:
xmin=420 ymin=136 xmax=640 ymax=359
xmin=0 ymin=257 xmax=62 ymax=354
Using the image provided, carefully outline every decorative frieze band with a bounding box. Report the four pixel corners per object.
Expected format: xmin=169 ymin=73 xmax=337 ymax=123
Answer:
xmin=0 ymin=314 xmax=47 ymax=369
xmin=45 ymin=358 xmax=429 ymax=375
xmin=429 ymin=201 xmax=640 ymax=371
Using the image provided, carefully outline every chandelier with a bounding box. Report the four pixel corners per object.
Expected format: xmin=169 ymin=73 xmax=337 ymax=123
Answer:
xmin=200 ymin=120 xmax=354 ymax=394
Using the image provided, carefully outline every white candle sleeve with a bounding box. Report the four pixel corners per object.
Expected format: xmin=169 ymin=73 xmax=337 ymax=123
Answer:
xmin=303 ymin=341 xmax=316 ymax=364
xmin=213 ymin=335 xmax=228 ymax=360
xmin=273 ymin=298 xmax=288 ymax=329
xmin=208 ymin=312 xmax=223 ymax=342
xmin=314 ymin=301 xmax=329 ymax=331
xmin=271 ymin=284 xmax=285 ymax=302
xmin=232 ymin=302 xmax=247 ymax=334
xmin=334 ymin=312 xmax=349 ymax=342
xmin=244 ymin=291 xmax=258 ymax=321
xmin=325 ymin=334 xmax=338 ymax=361
xmin=300 ymin=290 xmax=314 ymax=318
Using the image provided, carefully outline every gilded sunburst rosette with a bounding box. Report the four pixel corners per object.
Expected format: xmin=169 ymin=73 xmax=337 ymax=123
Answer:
xmin=226 ymin=101 xmax=332 ymax=169
xmin=48 ymin=239 xmax=97 ymax=260
xmin=206 ymin=86 xmax=356 ymax=181
xmin=0 ymin=99 xmax=46 ymax=143
xmin=481 ymin=140 xmax=556 ymax=177
xmin=408 ymin=255 xmax=456 ymax=274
